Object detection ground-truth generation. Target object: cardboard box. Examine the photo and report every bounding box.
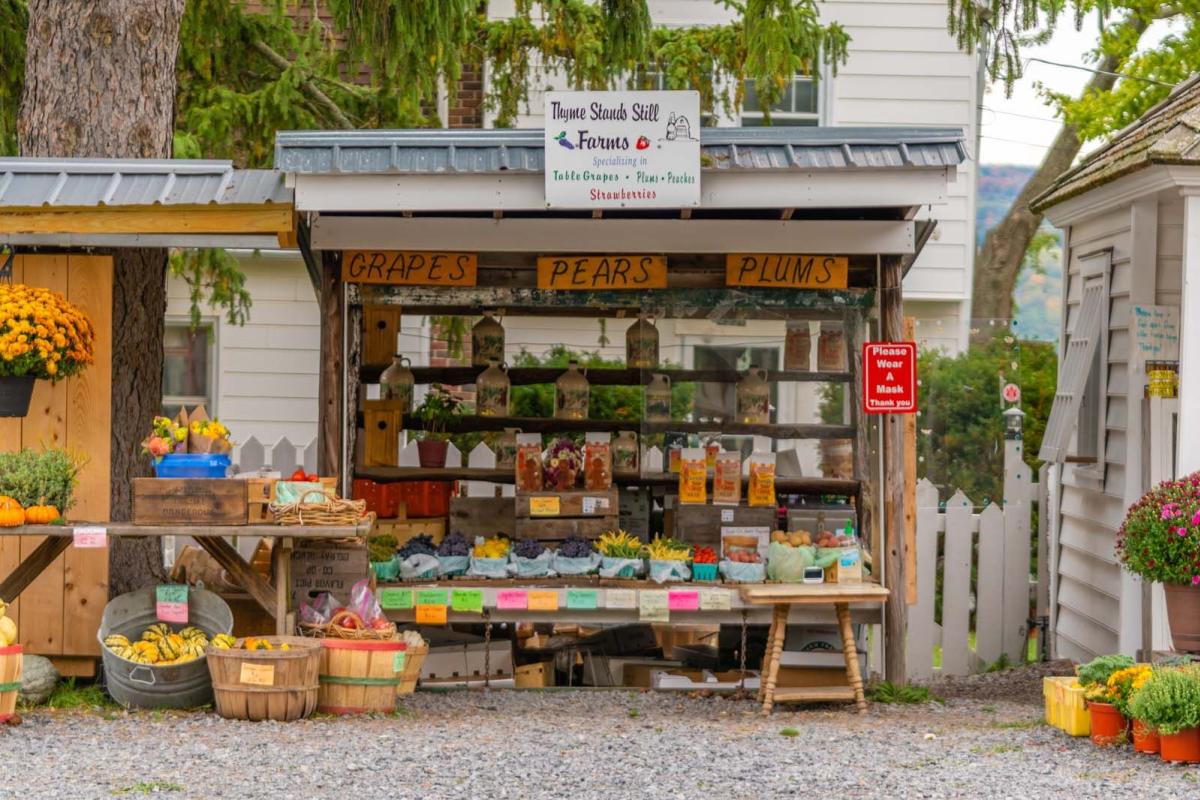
[590,657,683,688]
[515,661,555,688]
[652,624,719,659]
[290,540,368,606]
[651,669,760,691]
[421,641,514,684]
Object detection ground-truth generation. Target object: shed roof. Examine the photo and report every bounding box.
[1033,74,1200,211]
[275,127,967,175]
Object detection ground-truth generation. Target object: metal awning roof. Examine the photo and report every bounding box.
[275,127,967,175]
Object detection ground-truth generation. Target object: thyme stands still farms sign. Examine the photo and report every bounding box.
[544,91,701,209]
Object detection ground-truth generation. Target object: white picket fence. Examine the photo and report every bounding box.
[231,436,319,476]
[906,459,1048,680]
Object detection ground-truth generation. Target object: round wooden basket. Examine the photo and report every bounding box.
[270,488,367,526]
[318,637,407,714]
[397,641,428,695]
[0,644,22,723]
[298,610,397,642]
[206,636,321,722]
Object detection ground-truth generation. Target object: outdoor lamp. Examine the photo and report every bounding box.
[1003,406,1025,440]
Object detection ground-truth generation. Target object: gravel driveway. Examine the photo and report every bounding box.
[2,686,1196,799]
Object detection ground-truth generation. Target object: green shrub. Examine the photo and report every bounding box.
[0,448,84,511]
[1077,654,1136,688]
[1128,668,1200,735]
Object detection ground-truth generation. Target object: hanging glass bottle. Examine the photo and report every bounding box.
[625,314,659,369]
[644,373,672,422]
[555,360,590,420]
[736,366,770,424]
[379,355,414,413]
[476,360,510,417]
[472,312,505,367]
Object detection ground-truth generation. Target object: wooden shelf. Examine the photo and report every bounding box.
[355,466,861,496]
[395,414,854,440]
[360,365,853,385]
[1,523,371,539]
[771,686,857,703]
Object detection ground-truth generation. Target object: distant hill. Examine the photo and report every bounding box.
[976,164,1062,343]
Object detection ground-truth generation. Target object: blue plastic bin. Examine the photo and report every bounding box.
[152,453,231,478]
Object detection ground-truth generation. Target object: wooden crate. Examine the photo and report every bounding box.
[515,661,555,688]
[450,496,515,539]
[515,516,618,540]
[132,478,248,526]
[514,488,619,541]
[372,517,447,546]
[671,505,776,550]
[289,540,369,607]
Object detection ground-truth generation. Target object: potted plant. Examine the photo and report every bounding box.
[0,283,96,417]
[413,384,461,468]
[1107,665,1156,753]
[1078,654,1135,746]
[1127,667,1200,763]
[1117,474,1200,651]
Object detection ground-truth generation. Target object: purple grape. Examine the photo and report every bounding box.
[398,534,437,559]
[438,533,469,557]
[514,538,548,559]
[557,536,595,558]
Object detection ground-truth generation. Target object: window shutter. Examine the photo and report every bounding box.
[1039,279,1106,462]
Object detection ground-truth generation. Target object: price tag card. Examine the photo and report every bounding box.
[529,496,561,517]
[528,590,559,611]
[497,590,528,610]
[639,590,669,622]
[155,584,189,624]
[379,588,413,610]
[566,589,599,610]
[415,604,448,625]
[393,651,407,672]
[239,662,275,686]
[605,589,636,609]
[667,590,700,612]
[415,588,449,607]
[73,526,107,549]
[451,589,484,614]
[721,508,735,523]
[699,589,732,611]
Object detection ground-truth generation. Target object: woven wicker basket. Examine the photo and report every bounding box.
[298,609,397,642]
[270,488,367,526]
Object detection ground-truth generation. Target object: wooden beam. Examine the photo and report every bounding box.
[881,255,908,684]
[361,364,854,386]
[396,413,855,440]
[194,535,279,619]
[0,205,294,235]
[904,316,918,605]
[318,250,345,476]
[0,536,71,602]
[780,208,795,220]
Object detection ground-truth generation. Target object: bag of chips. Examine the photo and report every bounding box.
[748,452,776,508]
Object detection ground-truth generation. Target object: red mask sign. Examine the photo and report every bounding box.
[863,342,917,414]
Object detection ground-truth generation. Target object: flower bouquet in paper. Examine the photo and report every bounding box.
[186,406,233,454]
[141,415,188,458]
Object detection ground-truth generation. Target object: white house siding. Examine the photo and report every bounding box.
[485,0,977,355]
[166,253,320,449]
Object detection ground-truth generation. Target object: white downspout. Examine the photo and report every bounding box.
[1179,190,1200,474]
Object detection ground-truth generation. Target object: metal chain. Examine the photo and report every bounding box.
[483,610,491,691]
[738,610,749,693]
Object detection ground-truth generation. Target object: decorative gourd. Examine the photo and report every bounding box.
[23,504,59,524]
[0,497,24,527]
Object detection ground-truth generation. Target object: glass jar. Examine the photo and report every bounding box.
[555,360,590,420]
[476,360,510,417]
[379,355,414,412]
[612,430,639,475]
[496,427,520,470]
[736,366,770,424]
[625,314,659,369]
[644,373,672,422]
[472,312,505,367]
[784,321,811,371]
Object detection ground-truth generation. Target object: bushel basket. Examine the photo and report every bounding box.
[207,636,321,722]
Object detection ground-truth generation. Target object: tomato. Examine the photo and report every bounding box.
[308,474,321,482]
[290,468,307,481]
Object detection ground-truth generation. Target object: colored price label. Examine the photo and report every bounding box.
[605,589,636,609]
[667,590,699,611]
[415,589,448,607]
[639,590,669,622]
[239,663,275,686]
[451,589,484,614]
[379,588,413,610]
[415,604,448,625]
[73,526,107,548]
[393,651,407,672]
[566,589,598,610]
[155,584,189,624]
[528,591,559,611]
[529,497,560,516]
[497,590,528,610]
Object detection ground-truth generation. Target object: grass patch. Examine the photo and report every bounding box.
[980,705,997,713]
[866,681,942,705]
[970,743,1022,756]
[114,781,184,795]
[627,708,639,718]
[990,718,1042,730]
[779,727,800,738]
[46,678,117,711]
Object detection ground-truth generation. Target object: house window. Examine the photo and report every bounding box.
[741,74,821,126]
[162,321,215,418]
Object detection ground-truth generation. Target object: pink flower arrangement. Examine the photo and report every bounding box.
[1118,473,1200,586]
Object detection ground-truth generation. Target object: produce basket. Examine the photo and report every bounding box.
[299,609,397,642]
[318,637,407,714]
[0,644,21,723]
[207,636,321,722]
[398,639,429,695]
[692,562,718,582]
[270,488,368,526]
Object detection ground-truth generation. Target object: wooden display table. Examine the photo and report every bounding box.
[0,523,371,636]
[740,582,890,714]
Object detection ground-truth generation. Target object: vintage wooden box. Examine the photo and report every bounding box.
[132,478,248,526]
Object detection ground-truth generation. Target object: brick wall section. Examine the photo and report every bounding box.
[449,63,484,129]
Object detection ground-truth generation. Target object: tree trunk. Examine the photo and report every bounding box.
[19,0,184,594]
[318,251,345,477]
[969,18,1148,339]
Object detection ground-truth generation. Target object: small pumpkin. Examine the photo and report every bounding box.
[0,496,24,528]
[23,504,60,524]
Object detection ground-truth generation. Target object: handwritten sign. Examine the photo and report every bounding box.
[239,662,275,687]
[566,589,599,610]
[667,590,699,612]
[1132,304,1180,361]
[155,584,189,624]
[451,589,484,614]
[415,604,448,625]
[699,589,732,611]
[497,590,528,610]
[529,497,561,517]
[342,250,477,286]
[537,256,667,291]
[528,591,559,611]
[726,254,849,290]
[379,588,413,610]
[415,589,449,607]
[393,651,407,672]
[605,589,636,609]
[639,590,669,622]
[73,526,107,549]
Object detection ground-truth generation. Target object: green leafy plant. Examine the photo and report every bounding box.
[866,681,940,705]
[0,448,85,511]
[1077,654,1136,689]
[368,534,398,563]
[413,384,463,442]
[1128,667,1200,736]
[1117,473,1200,586]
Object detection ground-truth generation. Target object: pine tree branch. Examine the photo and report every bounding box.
[250,38,355,130]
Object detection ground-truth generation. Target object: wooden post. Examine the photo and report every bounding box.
[881,256,908,684]
[844,309,875,560]
[318,251,344,477]
[903,317,917,605]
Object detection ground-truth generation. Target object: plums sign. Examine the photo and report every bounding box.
[544,90,701,209]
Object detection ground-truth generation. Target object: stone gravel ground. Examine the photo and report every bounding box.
[3,674,1198,800]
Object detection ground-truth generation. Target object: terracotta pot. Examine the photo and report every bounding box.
[1163,583,1200,652]
[0,375,34,417]
[1088,701,1126,746]
[1132,720,1160,754]
[1160,727,1200,763]
[417,440,448,469]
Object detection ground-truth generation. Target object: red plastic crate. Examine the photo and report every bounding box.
[401,480,452,518]
[352,479,379,515]
[378,483,403,519]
